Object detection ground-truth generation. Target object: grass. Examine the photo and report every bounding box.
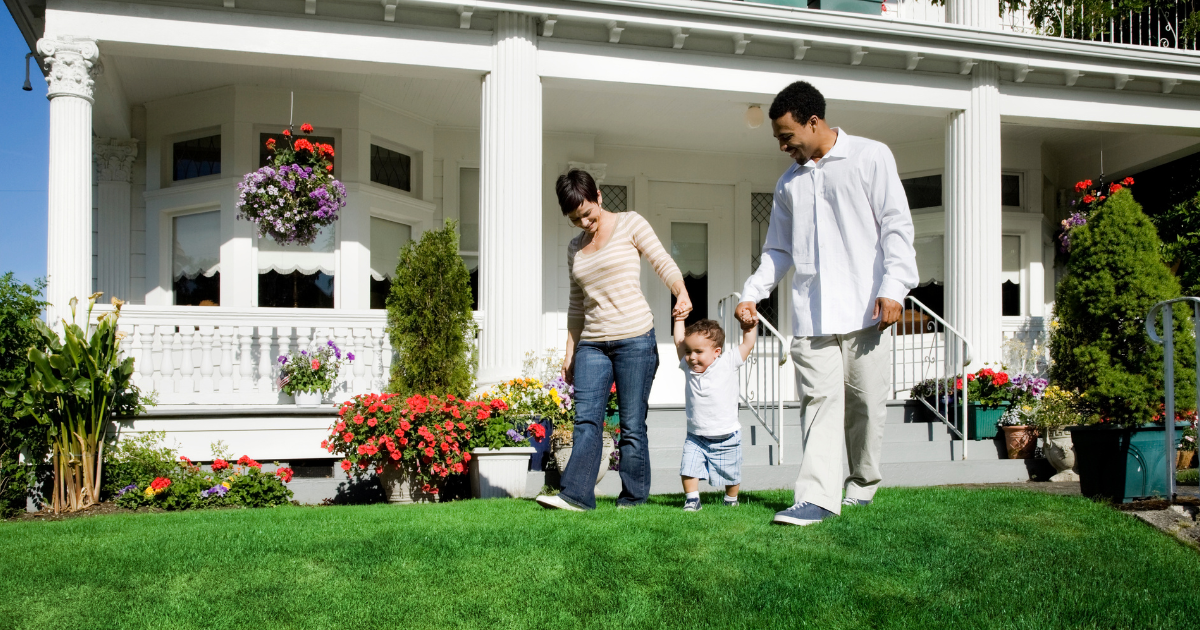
[1177,468,1198,485]
[2,487,1198,629]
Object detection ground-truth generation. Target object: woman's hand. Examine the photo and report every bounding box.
[672,284,693,320]
[561,357,575,386]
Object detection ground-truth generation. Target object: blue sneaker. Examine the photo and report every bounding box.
[773,502,835,526]
[683,497,702,512]
[841,497,872,507]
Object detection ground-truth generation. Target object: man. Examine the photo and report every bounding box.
[736,81,918,526]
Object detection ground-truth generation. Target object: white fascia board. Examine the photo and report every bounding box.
[1001,83,1200,133]
[46,0,492,74]
[538,39,970,110]
[405,0,1200,81]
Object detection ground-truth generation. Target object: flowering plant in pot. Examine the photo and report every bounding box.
[236,123,346,246]
[1057,177,1134,254]
[486,377,570,471]
[548,382,618,485]
[323,393,494,502]
[997,374,1047,459]
[469,397,547,499]
[279,340,353,405]
[1032,386,1084,481]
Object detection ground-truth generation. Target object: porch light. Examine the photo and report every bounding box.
[744,105,764,129]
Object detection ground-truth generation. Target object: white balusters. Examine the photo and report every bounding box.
[139,324,155,392]
[335,327,351,394]
[168,326,183,395]
[218,327,235,394]
[238,326,255,392]
[381,329,394,389]
[352,327,368,393]
[180,326,196,397]
[257,326,273,393]
[297,327,312,355]
[198,325,216,395]
[277,326,292,393]
[129,323,145,389]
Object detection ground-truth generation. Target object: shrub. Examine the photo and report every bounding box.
[386,220,477,397]
[1050,190,1197,426]
[0,273,47,517]
[1153,190,1200,298]
[103,431,179,500]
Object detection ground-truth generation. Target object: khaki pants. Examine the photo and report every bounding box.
[790,326,890,515]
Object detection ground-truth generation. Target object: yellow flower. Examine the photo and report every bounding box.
[221,481,231,489]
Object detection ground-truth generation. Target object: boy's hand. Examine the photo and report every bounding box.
[739,317,757,332]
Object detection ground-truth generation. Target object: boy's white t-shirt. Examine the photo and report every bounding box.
[680,351,745,437]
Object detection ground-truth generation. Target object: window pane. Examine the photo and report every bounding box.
[459,168,480,253]
[173,211,221,306]
[1001,174,1021,207]
[370,217,412,310]
[461,254,479,312]
[1002,235,1020,316]
[671,222,708,326]
[600,185,628,212]
[901,174,942,209]
[257,225,335,308]
[173,135,221,181]
[370,144,412,192]
[750,192,779,330]
[261,133,336,169]
[913,235,944,286]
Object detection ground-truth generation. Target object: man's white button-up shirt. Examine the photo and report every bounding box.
[741,129,919,337]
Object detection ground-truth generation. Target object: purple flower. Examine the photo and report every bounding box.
[506,429,526,443]
[278,355,288,364]
[200,484,229,499]
[115,483,137,498]
[346,352,355,362]
[327,340,335,347]
[300,350,307,356]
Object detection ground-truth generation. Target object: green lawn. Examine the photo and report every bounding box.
[2,487,1197,629]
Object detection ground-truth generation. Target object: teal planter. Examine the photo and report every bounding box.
[746,0,883,14]
[1068,423,1189,503]
[967,402,1008,441]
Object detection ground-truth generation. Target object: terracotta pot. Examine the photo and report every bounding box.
[1002,425,1037,459]
[377,465,436,504]
[550,433,614,485]
[1177,450,1195,471]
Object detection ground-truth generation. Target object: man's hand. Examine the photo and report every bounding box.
[873,297,903,331]
[735,301,759,328]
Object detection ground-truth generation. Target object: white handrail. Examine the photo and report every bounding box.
[717,292,789,465]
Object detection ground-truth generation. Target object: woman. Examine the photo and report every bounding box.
[536,170,692,511]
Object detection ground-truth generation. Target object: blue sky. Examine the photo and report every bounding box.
[0,16,47,287]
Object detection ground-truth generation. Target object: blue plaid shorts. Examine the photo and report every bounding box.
[680,431,742,487]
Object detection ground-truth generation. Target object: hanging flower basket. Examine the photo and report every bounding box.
[236,123,347,246]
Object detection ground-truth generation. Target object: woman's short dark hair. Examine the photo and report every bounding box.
[768,81,826,124]
[556,169,600,214]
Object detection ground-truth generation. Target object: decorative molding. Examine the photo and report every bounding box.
[1113,73,1130,90]
[793,39,809,60]
[381,0,398,22]
[94,138,138,183]
[1063,69,1082,86]
[1013,64,1032,82]
[457,6,473,29]
[672,27,690,49]
[958,58,977,75]
[1162,78,1180,94]
[732,33,750,55]
[607,21,625,44]
[566,162,606,183]
[905,51,923,71]
[37,36,100,102]
[541,14,557,37]
[849,45,867,65]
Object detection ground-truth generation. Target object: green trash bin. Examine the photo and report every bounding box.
[1068,422,1188,503]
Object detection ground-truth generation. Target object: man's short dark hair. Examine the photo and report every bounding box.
[556,169,600,214]
[684,319,725,349]
[769,81,826,123]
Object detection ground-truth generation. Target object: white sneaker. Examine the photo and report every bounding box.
[535,494,585,512]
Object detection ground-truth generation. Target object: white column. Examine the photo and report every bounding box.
[39,36,100,325]
[945,61,1002,368]
[94,138,137,303]
[946,0,998,29]
[478,12,542,384]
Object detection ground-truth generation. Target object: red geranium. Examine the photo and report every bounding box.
[294,138,315,153]
[211,458,230,471]
[300,122,314,134]
[1122,176,1134,186]
[282,129,291,136]
[275,467,295,483]
[237,455,261,469]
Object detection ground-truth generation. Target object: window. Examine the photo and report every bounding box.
[600,185,628,212]
[370,144,412,192]
[901,174,942,210]
[370,217,413,309]
[173,135,220,181]
[257,225,335,308]
[261,133,336,168]
[173,211,221,306]
[459,167,480,311]
[671,222,708,327]
[1002,235,1021,316]
[750,192,779,329]
[1001,173,1022,208]
[906,235,944,326]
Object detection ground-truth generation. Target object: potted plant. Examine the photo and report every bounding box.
[1053,187,1197,502]
[1032,385,1083,481]
[961,368,1013,441]
[468,400,541,499]
[236,122,346,246]
[997,374,1048,459]
[279,340,352,406]
[486,377,565,471]
[1177,417,1197,470]
[322,393,484,503]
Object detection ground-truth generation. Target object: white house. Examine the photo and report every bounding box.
[7,0,1200,472]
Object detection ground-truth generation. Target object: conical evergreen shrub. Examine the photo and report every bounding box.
[386,220,477,397]
[1051,189,1196,425]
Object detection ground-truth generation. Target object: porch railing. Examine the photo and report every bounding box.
[1146,296,1200,500]
[889,296,973,456]
[718,293,789,465]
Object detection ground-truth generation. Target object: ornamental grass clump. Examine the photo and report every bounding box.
[1051,189,1197,426]
[236,123,346,246]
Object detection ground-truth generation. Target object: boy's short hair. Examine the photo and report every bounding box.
[684,319,725,349]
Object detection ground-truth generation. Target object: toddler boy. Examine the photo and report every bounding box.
[673,316,756,511]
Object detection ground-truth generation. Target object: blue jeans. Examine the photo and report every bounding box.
[559,329,659,509]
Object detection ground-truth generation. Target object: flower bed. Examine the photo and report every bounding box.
[113,455,294,510]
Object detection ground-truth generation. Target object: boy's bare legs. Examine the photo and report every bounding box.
[725,484,740,499]
[682,476,700,493]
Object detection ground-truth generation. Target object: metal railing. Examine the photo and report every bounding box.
[718,293,789,464]
[1146,297,1200,500]
[889,296,973,458]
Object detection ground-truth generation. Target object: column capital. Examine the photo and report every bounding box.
[94,138,138,183]
[37,35,101,102]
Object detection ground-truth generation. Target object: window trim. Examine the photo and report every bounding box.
[368,136,420,199]
[164,127,223,188]
[159,204,224,306]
